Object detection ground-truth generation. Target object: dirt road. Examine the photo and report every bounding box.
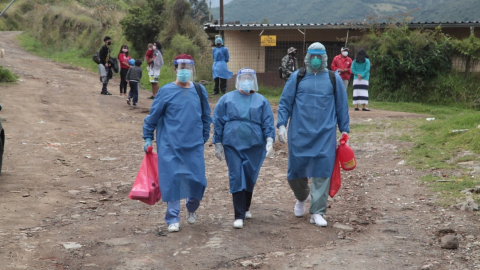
[0,31,479,270]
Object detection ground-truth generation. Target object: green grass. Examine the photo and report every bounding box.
[0,66,18,83]
[420,174,480,206]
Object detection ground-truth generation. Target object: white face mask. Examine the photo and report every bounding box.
[342,51,348,57]
[152,46,156,50]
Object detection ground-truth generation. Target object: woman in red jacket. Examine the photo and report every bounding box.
[330,47,353,92]
[118,45,132,97]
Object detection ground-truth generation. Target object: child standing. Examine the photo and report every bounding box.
[145,43,154,71]
[126,59,143,107]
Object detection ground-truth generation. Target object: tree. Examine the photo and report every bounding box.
[189,0,209,23]
[120,0,166,55]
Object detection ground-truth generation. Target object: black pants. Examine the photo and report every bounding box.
[128,81,139,105]
[214,77,227,94]
[119,68,128,94]
[232,190,253,220]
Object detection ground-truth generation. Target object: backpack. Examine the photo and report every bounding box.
[296,68,336,96]
[278,66,283,79]
[93,51,101,64]
[193,82,205,112]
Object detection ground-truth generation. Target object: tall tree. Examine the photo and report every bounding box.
[189,0,209,23]
[120,0,166,55]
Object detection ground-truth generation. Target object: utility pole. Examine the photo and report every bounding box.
[209,0,212,21]
[220,0,224,25]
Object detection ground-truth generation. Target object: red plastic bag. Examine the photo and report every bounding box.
[329,148,341,198]
[128,146,161,205]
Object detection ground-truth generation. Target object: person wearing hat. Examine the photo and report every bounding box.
[99,36,113,95]
[142,54,212,233]
[213,68,275,229]
[212,37,233,95]
[281,47,299,82]
[331,47,353,92]
[277,42,350,227]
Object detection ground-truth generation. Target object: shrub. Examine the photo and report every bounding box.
[0,66,18,83]
[360,24,452,103]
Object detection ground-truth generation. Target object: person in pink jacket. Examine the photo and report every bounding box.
[330,47,353,92]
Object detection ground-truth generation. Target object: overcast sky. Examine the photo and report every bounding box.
[208,0,234,8]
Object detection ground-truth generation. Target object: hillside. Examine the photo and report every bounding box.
[210,0,480,24]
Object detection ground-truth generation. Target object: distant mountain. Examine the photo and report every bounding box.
[210,0,480,24]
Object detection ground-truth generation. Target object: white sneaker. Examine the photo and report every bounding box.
[245,211,252,219]
[233,219,244,229]
[187,212,197,224]
[310,214,327,227]
[168,222,180,232]
[294,195,311,217]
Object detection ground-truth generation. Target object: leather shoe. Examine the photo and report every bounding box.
[362,108,370,111]
[101,92,112,95]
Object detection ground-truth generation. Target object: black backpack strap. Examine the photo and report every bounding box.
[193,82,204,112]
[329,70,336,97]
[295,68,336,97]
[295,67,306,95]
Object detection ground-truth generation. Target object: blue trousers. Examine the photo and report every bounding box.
[165,198,200,225]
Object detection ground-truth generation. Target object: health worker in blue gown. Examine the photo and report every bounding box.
[143,54,212,233]
[212,37,233,95]
[277,42,350,228]
[213,68,275,229]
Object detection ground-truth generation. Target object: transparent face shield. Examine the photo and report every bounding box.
[235,68,259,93]
[173,59,196,83]
[305,49,328,73]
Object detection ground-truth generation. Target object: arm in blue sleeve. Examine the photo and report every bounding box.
[224,47,229,63]
[334,74,350,134]
[143,88,166,140]
[212,96,227,144]
[200,85,212,143]
[359,59,370,79]
[262,98,276,142]
[350,60,357,76]
[276,71,298,128]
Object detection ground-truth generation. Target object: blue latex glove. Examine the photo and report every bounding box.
[144,138,152,153]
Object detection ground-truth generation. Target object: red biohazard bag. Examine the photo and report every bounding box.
[329,148,341,198]
[128,146,161,205]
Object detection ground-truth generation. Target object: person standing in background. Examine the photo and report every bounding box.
[330,47,352,92]
[351,49,371,111]
[126,59,143,108]
[212,37,233,95]
[99,36,113,95]
[281,47,298,82]
[147,41,164,99]
[118,44,132,97]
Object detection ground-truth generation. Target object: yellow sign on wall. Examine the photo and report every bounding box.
[260,35,277,47]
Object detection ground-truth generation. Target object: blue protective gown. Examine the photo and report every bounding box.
[143,82,212,202]
[213,90,275,193]
[277,70,350,180]
[212,46,233,79]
